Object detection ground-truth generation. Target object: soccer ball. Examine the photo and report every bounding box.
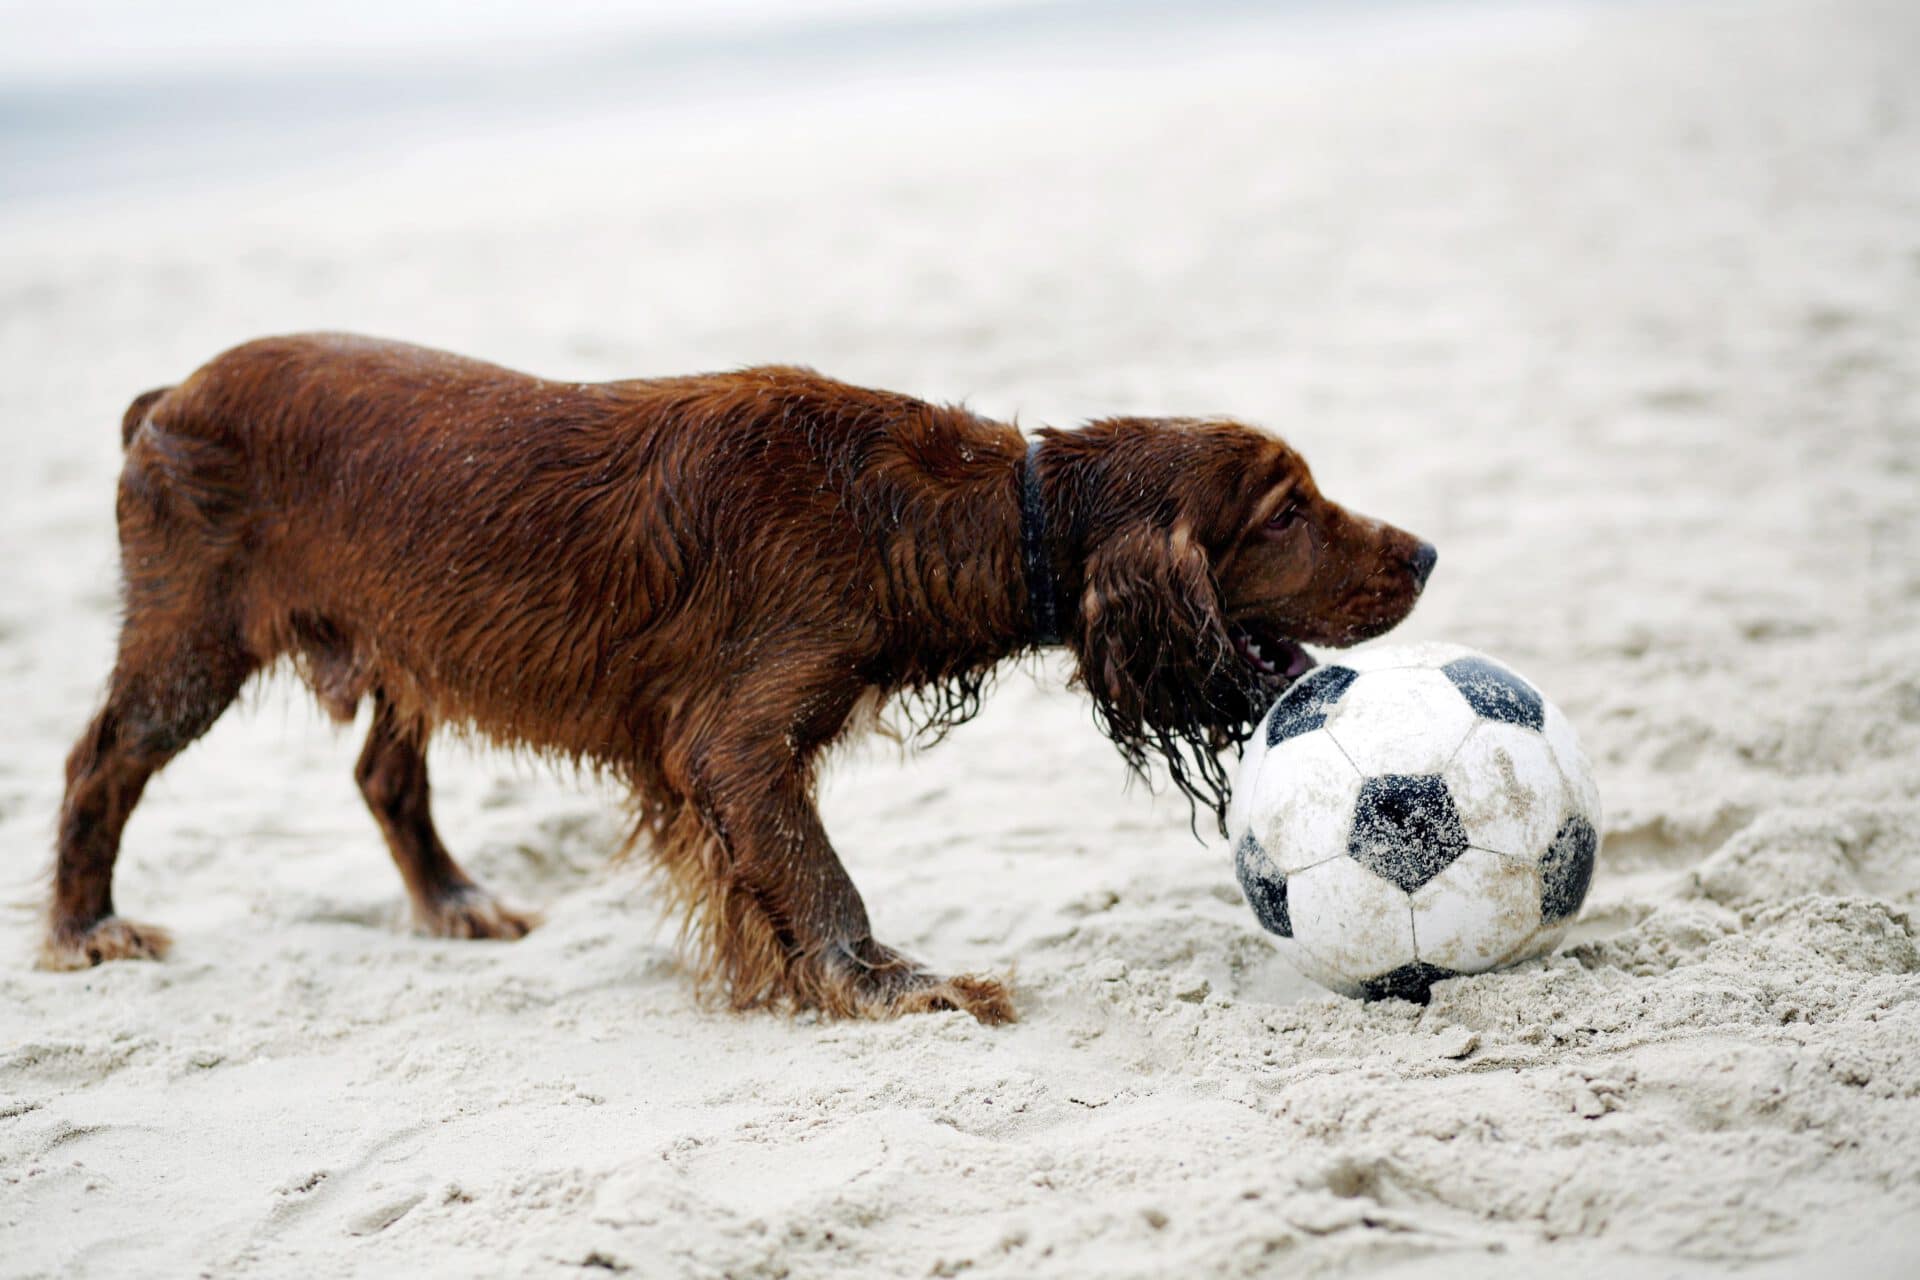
[1227,642,1601,1003]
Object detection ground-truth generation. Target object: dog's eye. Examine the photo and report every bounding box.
[1266,505,1302,532]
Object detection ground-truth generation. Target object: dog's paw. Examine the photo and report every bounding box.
[803,939,1016,1025]
[887,971,1017,1025]
[39,916,174,970]
[413,887,538,941]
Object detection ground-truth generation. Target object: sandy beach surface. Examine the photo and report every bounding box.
[3,0,1918,1275]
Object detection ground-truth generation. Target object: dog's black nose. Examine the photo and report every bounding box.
[1409,542,1438,589]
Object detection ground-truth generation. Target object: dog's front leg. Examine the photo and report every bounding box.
[678,748,1014,1025]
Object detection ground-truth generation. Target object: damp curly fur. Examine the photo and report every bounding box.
[45,334,1428,1021]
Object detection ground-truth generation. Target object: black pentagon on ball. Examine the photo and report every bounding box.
[1266,664,1359,746]
[1347,774,1469,893]
[1234,833,1292,937]
[1359,960,1458,1005]
[1541,813,1599,922]
[1442,656,1545,731]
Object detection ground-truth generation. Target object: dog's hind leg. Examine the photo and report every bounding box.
[44,393,265,969]
[43,606,254,969]
[355,691,535,941]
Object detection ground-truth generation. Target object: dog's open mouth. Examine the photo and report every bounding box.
[1231,625,1316,686]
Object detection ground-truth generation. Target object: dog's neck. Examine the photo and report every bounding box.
[1021,438,1067,647]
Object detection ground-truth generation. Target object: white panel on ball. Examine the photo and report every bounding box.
[1286,856,1417,987]
[1496,913,1577,968]
[1442,720,1570,859]
[1409,846,1543,973]
[1321,667,1478,776]
[1466,910,1573,976]
[1336,641,1480,675]
[1542,701,1601,828]
[1248,730,1363,873]
[1225,714,1274,839]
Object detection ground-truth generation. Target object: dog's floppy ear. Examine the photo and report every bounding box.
[1068,516,1255,833]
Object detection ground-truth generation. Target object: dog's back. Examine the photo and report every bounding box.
[111,334,1015,762]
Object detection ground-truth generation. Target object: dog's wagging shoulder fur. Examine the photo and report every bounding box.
[46,334,1435,1022]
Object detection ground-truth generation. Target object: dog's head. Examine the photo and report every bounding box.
[1039,417,1434,830]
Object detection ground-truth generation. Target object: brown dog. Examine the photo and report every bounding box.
[45,334,1434,1022]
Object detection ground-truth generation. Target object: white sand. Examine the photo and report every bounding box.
[4,0,1919,1275]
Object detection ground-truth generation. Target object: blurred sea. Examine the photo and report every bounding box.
[0,0,1593,207]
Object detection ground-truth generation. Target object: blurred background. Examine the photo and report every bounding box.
[4,1,1586,209]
